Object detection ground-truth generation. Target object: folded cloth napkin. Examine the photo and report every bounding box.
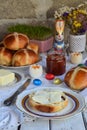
[0,107,19,129]
[0,108,10,129]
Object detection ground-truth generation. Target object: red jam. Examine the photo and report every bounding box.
[46,53,66,76]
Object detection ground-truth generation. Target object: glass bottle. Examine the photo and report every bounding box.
[46,49,66,76]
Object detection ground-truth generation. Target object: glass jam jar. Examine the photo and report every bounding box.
[46,51,66,76]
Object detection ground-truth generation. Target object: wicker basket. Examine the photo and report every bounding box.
[69,34,86,52]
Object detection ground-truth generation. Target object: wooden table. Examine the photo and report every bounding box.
[12,111,87,130]
[1,52,87,130]
[21,112,87,130]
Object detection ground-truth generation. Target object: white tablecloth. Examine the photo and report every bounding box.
[0,52,87,130]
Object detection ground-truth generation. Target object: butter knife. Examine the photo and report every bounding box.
[4,78,31,106]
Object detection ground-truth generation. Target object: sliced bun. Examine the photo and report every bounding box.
[0,47,13,66]
[12,49,39,66]
[28,90,68,113]
[3,32,29,50]
[64,66,87,90]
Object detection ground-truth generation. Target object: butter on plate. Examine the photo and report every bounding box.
[0,69,15,86]
[32,90,63,104]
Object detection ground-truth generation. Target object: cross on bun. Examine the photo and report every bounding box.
[3,32,29,50]
[64,66,87,90]
[0,47,13,66]
[28,90,68,113]
[12,49,39,66]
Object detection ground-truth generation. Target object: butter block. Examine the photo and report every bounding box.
[0,69,15,86]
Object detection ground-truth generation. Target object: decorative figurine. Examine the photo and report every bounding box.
[54,19,65,52]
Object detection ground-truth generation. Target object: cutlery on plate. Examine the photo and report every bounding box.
[4,78,31,106]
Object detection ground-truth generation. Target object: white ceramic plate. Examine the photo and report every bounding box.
[16,87,85,120]
[0,70,24,89]
[0,64,30,69]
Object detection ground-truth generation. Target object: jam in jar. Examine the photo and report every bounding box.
[46,53,66,76]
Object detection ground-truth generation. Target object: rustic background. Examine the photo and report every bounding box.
[0,0,85,40]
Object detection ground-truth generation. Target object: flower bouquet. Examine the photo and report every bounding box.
[54,2,87,35]
[54,2,87,52]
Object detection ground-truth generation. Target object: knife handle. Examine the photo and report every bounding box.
[4,90,19,106]
[4,78,30,106]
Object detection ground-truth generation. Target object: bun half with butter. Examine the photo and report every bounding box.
[64,66,87,90]
[3,32,29,50]
[28,90,68,113]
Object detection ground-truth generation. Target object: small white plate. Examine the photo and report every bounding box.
[0,70,25,104]
[0,70,24,89]
[16,87,85,120]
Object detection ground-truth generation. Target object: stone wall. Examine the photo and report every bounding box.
[0,0,86,40]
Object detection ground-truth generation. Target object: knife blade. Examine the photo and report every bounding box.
[4,78,31,106]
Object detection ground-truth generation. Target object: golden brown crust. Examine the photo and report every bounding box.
[27,43,39,54]
[0,47,13,66]
[3,32,29,50]
[12,49,39,66]
[64,66,87,90]
[29,92,68,113]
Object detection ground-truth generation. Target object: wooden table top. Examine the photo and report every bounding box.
[1,52,87,130]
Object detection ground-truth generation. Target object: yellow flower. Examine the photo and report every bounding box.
[72,29,77,34]
[69,13,72,17]
[73,21,81,27]
[78,9,87,14]
[73,11,77,16]
[73,21,78,24]
[75,23,81,27]
[73,16,76,19]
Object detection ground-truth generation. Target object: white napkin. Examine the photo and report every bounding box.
[0,109,10,129]
[0,107,19,129]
